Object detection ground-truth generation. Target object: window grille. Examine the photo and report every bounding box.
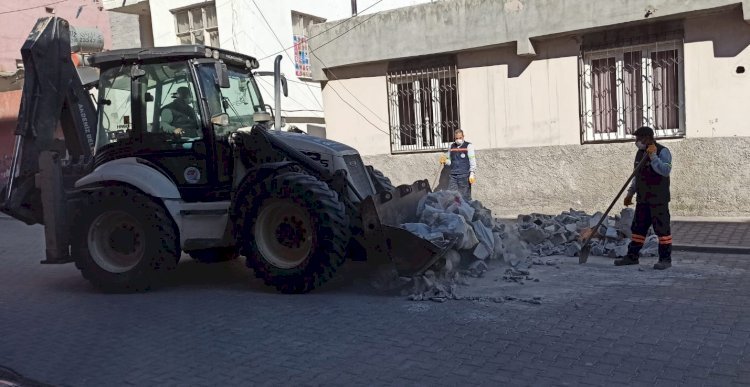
[579,40,685,143]
[386,65,460,154]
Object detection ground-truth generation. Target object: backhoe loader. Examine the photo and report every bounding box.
[0,17,445,293]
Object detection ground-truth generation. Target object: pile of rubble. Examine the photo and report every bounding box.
[391,192,658,302]
[516,209,658,259]
[388,191,532,301]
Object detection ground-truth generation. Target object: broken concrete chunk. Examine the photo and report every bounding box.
[473,243,490,260]
[565,242,581,257]
[589,212,604,228]
[565,223,578,232]
[519,223,547,245]
[605,227,619,239]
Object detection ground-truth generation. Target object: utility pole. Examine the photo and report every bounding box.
[351,0,357,15]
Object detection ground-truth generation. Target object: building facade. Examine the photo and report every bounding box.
[104,0,435,134]
[310,0,750,217]
[0,1,113,183]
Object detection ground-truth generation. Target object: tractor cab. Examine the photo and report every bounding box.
[91,46,265,202]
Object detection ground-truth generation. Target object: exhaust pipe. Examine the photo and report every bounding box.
[274,55,282,131]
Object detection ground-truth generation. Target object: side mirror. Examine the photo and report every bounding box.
[214,61,230,88]
[280,75,288,97]
[253,111,272,123]
[211,113,229,126]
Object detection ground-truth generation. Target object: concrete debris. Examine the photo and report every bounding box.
[515,208,659,259]
[397,191,534,301]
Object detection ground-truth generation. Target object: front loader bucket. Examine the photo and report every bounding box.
[359,180,447,277]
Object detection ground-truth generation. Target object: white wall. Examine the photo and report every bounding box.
[146,0,434,127]
[683,8,750,138]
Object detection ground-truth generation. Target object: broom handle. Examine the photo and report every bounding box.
[581,155,650,246]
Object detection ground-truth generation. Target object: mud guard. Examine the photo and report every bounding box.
[359,180,447,277]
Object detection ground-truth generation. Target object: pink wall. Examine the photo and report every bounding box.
[0,0,112,72]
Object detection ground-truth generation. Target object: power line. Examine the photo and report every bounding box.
[250,0,323,110]
[309,9,383,54]
[256,76,320,114]
[325,81,391,137]
[259,0,385,61]
[311,50,388,125]
[0,0,69,15]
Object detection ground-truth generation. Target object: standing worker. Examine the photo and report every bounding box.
[615,126,673,270]
[439,129,477,201]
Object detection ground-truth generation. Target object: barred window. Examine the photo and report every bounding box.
[386,65,460,153]
[580,40,684,143]
[174,4,219,47]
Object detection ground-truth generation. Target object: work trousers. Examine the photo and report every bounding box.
[448,173,472,201]
[628,202,672,261]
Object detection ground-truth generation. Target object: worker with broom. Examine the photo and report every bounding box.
[615,126,674,270]
[439,129,477,201]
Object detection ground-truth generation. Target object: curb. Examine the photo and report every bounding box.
[673,244,750,255]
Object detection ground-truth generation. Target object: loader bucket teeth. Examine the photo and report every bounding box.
[359,180,447,277]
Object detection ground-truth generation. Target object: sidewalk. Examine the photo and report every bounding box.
[672,219,750,254]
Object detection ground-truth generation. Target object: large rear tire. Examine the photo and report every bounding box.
[239,172,350,293]
[367,166,395,193]
[72,186,180,292]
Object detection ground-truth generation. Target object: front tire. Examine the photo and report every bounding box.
[367,166,395,193]
[72,186,179,292]
[239,172,350,293]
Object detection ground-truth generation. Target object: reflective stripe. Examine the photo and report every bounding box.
[450,149,468,152]
[659,235,673,245]
[631,234,647,241]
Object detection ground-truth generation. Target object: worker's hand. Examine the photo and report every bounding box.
[469,172,476,185]
[624,194,634,207]
[173,128,184,136]
[439,155,447,165]
[646,144,657,158]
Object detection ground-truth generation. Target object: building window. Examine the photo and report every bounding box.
[386,64,460,153]
[174,4,219,47]
[580,40,684,143]
[291,11,325,79]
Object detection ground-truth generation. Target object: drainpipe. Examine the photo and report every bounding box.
[351,0,357,15]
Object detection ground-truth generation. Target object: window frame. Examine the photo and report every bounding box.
[580,40,685,143]
[173,3,219,47]
[386,65,460,154]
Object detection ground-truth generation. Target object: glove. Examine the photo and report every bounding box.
[469,172,476,185]
[624,194,633,206]
[646,144,657,157]
[439,155,447,165]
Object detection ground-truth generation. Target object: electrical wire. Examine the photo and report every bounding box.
[311,50,388,125]
[259,0,385,61]
[0,0,68,15]
[256,76,318,115]
[249,0,323,110]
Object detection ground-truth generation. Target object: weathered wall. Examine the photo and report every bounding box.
[684,9,750,138]
[0,1,112,72]
[364,137,750,217]
[109,12,142,49]
[321,7,750,156]
[310,0,750,80]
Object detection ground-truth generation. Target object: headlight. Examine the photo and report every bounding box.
[204,48,213,58]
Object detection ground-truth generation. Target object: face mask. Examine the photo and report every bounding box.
[636,141,646,150]
[455,139,464,145]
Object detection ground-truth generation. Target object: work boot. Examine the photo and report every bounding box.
[653,260,672,270]
[614,254,639,266]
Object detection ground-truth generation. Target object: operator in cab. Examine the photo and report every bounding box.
[160,86,200,138]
